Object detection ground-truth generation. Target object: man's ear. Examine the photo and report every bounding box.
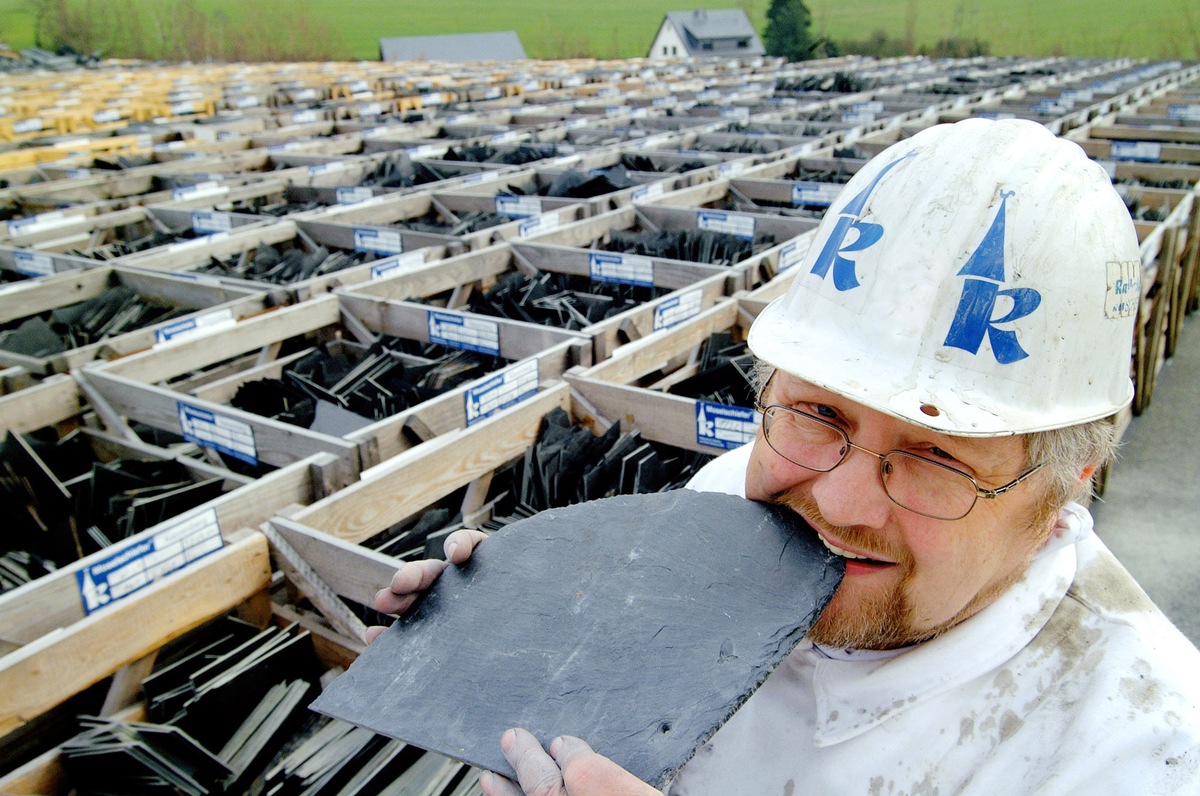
[1079,464,1097,481]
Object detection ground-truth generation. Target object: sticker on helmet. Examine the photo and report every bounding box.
[1104,260,1139,318]
[808,152,915,291]
[942,191,1042,364]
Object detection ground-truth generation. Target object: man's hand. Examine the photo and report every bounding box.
[364,529,489,644]
[480,728,661,796]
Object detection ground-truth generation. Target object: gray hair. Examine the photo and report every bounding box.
[749,361,1116,506]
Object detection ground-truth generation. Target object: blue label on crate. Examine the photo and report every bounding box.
[13,250,55,277]
[191,211,233,234]
[155,308,234,344]
[428,310,501,356]
[353,228,403,254]
[697,210,755,240]
[76,508,224,615]
[653,288,704,331]
[1110,141,1162,162]
[495,195,542,218]
[1167,104,1200,122]
[778,239,806,273]
[589,251,654,287]
[695,402,758,450]
[791,181,841,207]
[178,402,257,465]
[464,359,539,426]
[336,186,374,204]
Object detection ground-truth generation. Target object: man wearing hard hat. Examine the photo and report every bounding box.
[376,118,1200,794]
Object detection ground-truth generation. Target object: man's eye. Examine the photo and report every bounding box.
[812,404,840,421]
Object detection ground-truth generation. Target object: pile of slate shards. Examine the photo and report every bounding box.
[191,243,388,285]
[68,227,205,261]
[59,619,480,796]
[390,208,508,237]
[604,226,776,267]
[230,337,507,435]
[461,270,665,331]
[663,331,757,407]
[0,429,224,594]
[499,166,637,200]
[0,285,190,359]
[443,142,561,165]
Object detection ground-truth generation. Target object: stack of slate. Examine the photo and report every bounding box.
[603,227,776,267]
[230,338,506,434]
[0,429,223,593]
[443,142,561,165]
[0,286,189,358]
[192,243,387,285]
[462,270,665,330]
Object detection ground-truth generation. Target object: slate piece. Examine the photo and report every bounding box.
[311,490,844,787]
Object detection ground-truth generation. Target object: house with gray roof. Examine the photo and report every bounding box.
[647,9,765,59]
[379,32,527,63]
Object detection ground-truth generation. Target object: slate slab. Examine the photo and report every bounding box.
[310,490,844,787]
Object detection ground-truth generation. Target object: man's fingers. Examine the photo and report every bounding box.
[364,625,387,645]
[444,529,489,564]
[373,559,447,614]
[549,735,662,796]
[480,771,525,796]
[501,728,566,796]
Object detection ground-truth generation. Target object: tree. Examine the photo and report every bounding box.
[764,0,817,61]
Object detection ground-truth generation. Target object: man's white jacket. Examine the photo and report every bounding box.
[667,443,1200,794]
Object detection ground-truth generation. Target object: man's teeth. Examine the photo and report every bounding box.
[820,536,871,560]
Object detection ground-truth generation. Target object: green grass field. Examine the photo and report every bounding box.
[0,0,1195,61]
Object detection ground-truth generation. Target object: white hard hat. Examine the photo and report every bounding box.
[748,118,1140,436]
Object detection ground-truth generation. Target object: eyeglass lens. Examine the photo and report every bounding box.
[762,406,978,520]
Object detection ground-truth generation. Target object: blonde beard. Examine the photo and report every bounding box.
[774,491,1058,650]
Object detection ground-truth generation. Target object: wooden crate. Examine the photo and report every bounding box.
[0,444,342,746]
[112,217,455,300]
[311,185,589,251]
[0,246,95,282]
[343,240,729,362]
[0,266,279,375]
[80,292,588,481]
[567,298,762,455]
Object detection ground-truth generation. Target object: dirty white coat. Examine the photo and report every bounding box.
[669,443,1200,795]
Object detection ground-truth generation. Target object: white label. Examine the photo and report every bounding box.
[420,92,444,105]
[353,227,403,254]
[167,232,230,252]
[236,96,260,108]
[696,401,757,450]
[496,195,543,218]
[778,239,806,272]
[653,288,704,331]
[155,308,236,344]
[464,359,539,425]
[462,170,500,185]
[308,161,348,175]
[1110,141,1162,162]
[697,210,755,239]
[1167,104,1200,121]
[178,402,257,464]
[294,88,318,101]
[360,126,386,138]
[191,210,233,233]
[1060,89,1094,103]
[841,111,876,125]
[76,507,224,614]
[172,181,227,201]
[369,250,427,280]
[632,182,665,204]
[8,210,78,236]
[1105,259,1139,319]
[359,102,383,117]
[170,101,196,115]
[269,142,303,153]
[719,160,746,177]
[428,310,501,355]
[406,144,439,158]
[13,250,55,276]
[791,181,842,207]
[491,131,521,143]
[93,108,122,123]
[589,251,654,286]
[720,106,750,120]
[565,118,587,129]
[518,214,560,237]
[336,186,375,204]
[292,109,320,124]
[13,118,43,134]
[851,101,884,112]
[485,87,502,100]
[350,80,370,93]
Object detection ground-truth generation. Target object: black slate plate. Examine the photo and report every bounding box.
[310,490,843,787]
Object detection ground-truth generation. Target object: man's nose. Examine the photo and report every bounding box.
[809,444,892,529]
